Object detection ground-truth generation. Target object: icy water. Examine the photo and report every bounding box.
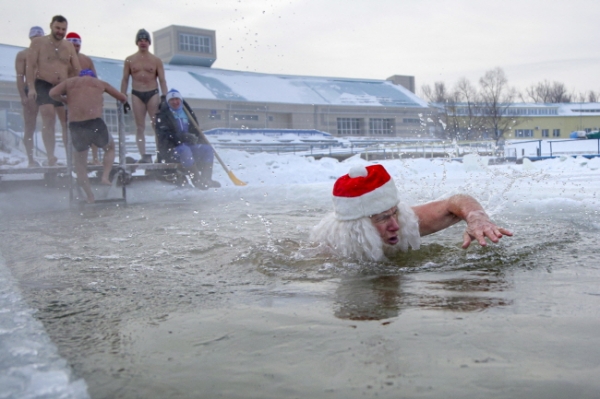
[2,157,600,399]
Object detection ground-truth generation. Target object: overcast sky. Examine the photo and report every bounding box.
[3,0,600,97]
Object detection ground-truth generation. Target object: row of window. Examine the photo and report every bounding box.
[179,33,211,54]
[515,129,561,138]
[337,118,398,135]
[454,107,559,116]
[202,114,411,135]
[505,108,558,116]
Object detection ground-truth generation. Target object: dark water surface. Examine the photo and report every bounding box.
[2,182,600,398]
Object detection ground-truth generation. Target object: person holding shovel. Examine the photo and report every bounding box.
[155,89,221,189]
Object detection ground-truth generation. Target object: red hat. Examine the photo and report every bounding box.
[332,165,398,220]
[66,32,81,45]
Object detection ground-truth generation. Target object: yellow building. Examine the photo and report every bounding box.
[506,103,600,139]
[447,103,600,140]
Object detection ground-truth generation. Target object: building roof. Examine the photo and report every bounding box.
[0,43,428,108]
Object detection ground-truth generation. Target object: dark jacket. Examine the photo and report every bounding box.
[155,100,209,163]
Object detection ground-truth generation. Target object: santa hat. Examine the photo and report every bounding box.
[332,164,398,221]
[66,32,81,45]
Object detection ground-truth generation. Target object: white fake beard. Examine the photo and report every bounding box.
[310,202,421,262]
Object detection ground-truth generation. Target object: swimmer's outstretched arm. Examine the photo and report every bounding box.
[412,194,512,248]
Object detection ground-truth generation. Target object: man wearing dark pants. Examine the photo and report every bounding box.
[50,69,127,203]
[26,15,80,166]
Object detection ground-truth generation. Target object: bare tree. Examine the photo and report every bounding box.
[423,79,487,141]
[421,81,452,140]
[548,82,571,103]
[420,81,449,103]
[453,78,484,140]
[588,91,598,103]
[572,91,587,103]
[523,80,572,103]
[478,67,519,145]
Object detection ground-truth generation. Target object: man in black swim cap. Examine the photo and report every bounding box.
[120,28,168,163]
[135,28,151,45]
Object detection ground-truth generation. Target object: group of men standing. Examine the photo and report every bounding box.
[16,15,165,167]
[14,15,182,202]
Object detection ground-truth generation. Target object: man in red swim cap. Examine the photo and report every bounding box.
[66,32,96,77]
[66,31,102,164]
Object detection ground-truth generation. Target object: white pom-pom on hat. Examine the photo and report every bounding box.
[348,165,368,178]
[332,164,398,220]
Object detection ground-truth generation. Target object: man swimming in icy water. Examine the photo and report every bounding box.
[49,69,127,203]
[310,164,512,261]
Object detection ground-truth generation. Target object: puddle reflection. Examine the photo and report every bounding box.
[334,272,512,320]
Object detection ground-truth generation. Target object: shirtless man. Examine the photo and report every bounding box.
[66,32,101,164]
[49,69,127,203]
[120,28,168,163]
[26,15,80,166]
[15,26,44,167]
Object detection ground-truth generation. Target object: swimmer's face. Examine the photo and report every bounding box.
[50,21,67,41]
[371,206,400,245]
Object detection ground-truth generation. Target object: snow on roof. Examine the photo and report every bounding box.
[0,43,428,108]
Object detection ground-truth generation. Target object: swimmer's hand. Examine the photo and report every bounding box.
[462,210,513,249]
[123,101,131,114]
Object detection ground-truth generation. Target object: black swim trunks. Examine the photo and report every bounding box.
[69,118,110,152]
[34,79,64,107]
[132,88,159,105]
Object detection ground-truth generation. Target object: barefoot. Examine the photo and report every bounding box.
[86,196,95,204]
[28,161,40,168]
[48,156,58,166]
[100,178,112,185]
